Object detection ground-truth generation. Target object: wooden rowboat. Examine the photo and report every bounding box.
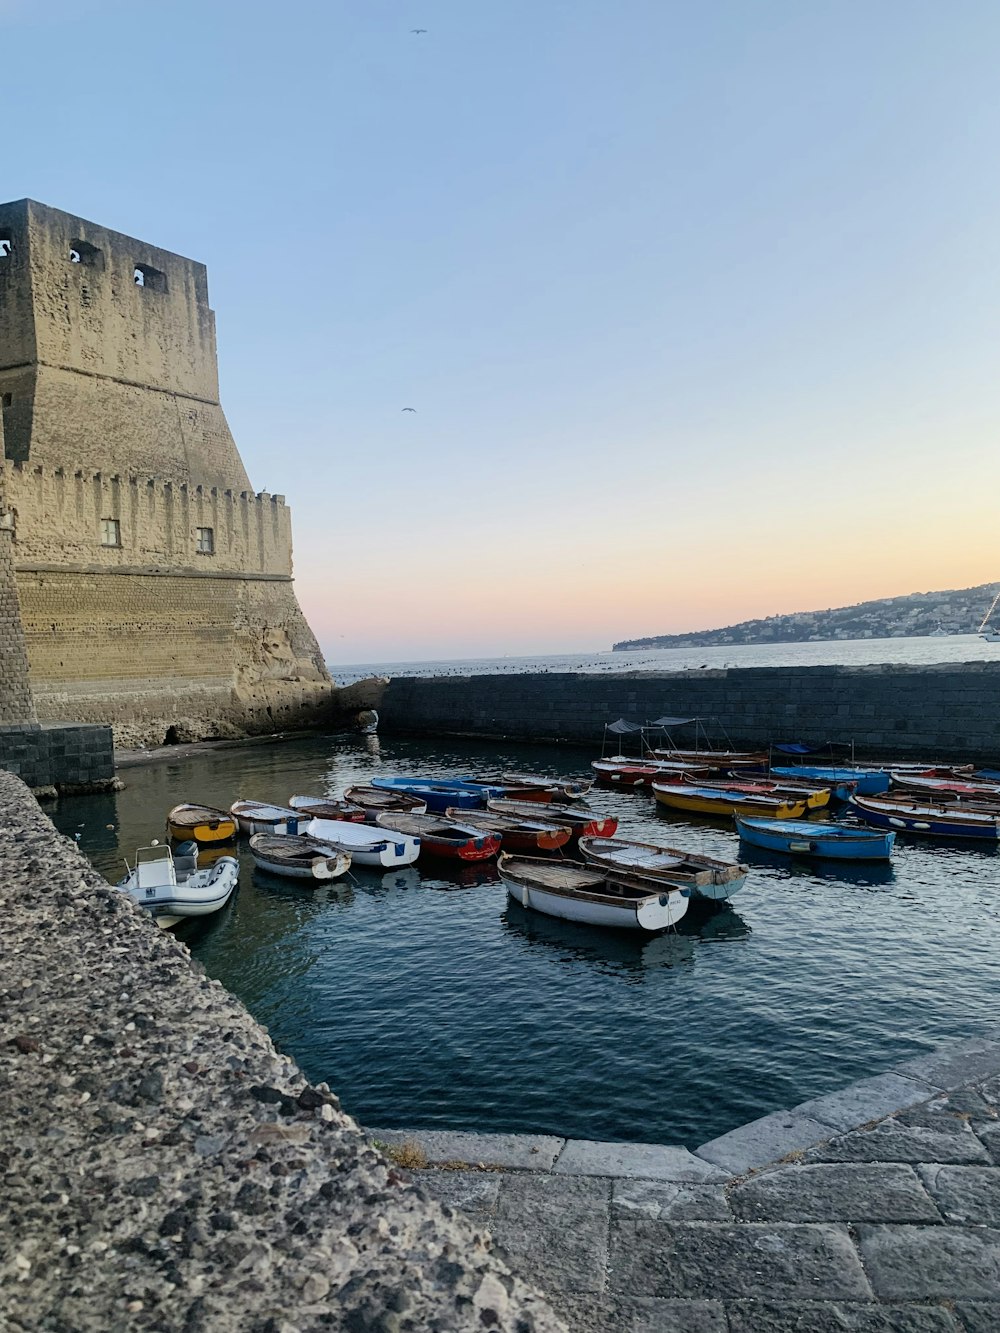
[848,795,1000,841]
[375,812,500,861]
[498,854,689,932]
[166,803,237,845]
[444,807,573,853]
[500,772,594,800]
[578,835,749,901]
[342,785,428,820]
[591,757,713,787]
[735,817,895,861]
[288,794,368,822]
[303,816,421,867]
[370,776,507,812]
[229,800,310,836]
[652,748,769,773]
[770,765,890,796]
[888,773,1000,801]
[249,833,352,881]
[682,775,830,810]
[652,781,807,820]
[486,799,618,840]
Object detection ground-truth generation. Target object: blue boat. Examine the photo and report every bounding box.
[770,766,890,796]
[848,795,1000,842]
[735,816,895,861]
[370,775,508,813]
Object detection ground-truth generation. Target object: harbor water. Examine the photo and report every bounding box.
[57,729,1000,1148]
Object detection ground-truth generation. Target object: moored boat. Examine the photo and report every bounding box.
[444,807,573,853]
[683,775,831,810]
[578,835,749,900]
[166,803,237,845]
[498,853,689,932]
[249,833,352,880]
[288,794,368,823]
[652,780,807,820]
[888,773,1000,801]
[770,765,889,796]
[229,800,310,836]
[652,748,769,773]
[119,840,239,929]
[456,775,562,802]
[370,775,508,812]
[343,785,429,820]
[375,812,500,861]
[591,757,713,787]
[500,772,594,800]
[486,799,618,840]
[303,816,421,867]
[848,794,1000,841]
[735,816,895,861]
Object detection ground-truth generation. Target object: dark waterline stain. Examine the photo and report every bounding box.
[55,732,1000,1147]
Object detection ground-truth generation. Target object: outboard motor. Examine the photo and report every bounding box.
[172,840,199,882]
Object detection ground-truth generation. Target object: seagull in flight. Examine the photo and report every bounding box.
[401,407,417,412]
[411,28,427,34]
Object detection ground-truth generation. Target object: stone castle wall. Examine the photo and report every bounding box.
[0,509,36,724]
[0,199,334,746]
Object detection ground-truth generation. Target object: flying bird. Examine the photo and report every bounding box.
[411,28,427,34]
[401,407,417,412]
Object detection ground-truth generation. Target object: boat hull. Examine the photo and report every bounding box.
[305,817,421,867]
[848,797,1000,841]
[500,877,688,931]
[578,836,750,901]
[121,857,239,926]
[166,806,237,845]
[653,784,806,820]
[770,767,890,796]
[735,817,895,860]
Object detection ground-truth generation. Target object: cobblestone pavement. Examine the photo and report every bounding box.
[373,1035,1000,1331]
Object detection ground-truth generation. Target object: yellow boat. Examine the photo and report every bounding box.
[166,803,238,845]
[694,777,830,812]
[652,782,808,820]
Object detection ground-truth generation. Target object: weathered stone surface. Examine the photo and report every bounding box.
[368,1127,564,1170]
[490,1174,610,1294]
[856,1224,1000,1299]
[805,1119,990,1164]
[552,1295,727,1333]
[612,1178,731,1222]
[729,1163,939,1223]
[917,1165,1000,1225]
[895,1040,1000,1091]
[555,1138,725,1180]
[792,1073,937,1133]
[696,1109,834,1174]
[413,1168,502,1228]
[726,1301,960,1331]
[953,1302,1000,1333]
[609,1220,872,1300]
[0,771,566,1332]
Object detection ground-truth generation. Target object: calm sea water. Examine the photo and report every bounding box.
[330,633,1000,684]
[56,730,1000,1148]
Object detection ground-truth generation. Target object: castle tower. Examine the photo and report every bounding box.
[0,200,332,746]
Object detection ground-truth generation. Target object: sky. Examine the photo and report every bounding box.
[4,0,1000,664]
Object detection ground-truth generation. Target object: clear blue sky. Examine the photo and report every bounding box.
[6,0,1000,665]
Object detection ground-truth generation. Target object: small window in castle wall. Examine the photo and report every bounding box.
[100,518,121,547]
[1,394,11,408]
[134,263,167,293]
[0,235,12,259]
[196,526,215,554]
[69,239,104,269]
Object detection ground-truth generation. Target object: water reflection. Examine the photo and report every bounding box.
[737,845,897,889]
[502,901,697,978]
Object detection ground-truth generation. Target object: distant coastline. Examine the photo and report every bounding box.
[613,580,999,651]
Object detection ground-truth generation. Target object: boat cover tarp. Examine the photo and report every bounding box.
[650,717,698,728]
[772,741,832,755]
[606,719,645,734]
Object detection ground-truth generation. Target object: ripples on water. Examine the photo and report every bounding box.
[56,732,1000,1147]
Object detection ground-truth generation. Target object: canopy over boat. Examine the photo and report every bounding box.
[249,833,352,881]
[579,835,749,900]
[735,816,895,861]
[498,854,689,932]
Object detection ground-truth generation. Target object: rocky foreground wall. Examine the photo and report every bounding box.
[0,771,564,1332]
[379,661,1000,761]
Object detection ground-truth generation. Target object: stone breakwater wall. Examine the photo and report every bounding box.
[0,721,113,790]
[379,662,1000,760]
[0,770,565,1333]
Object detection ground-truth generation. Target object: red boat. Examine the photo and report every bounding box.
[486,798,618,841]
[374,812,501,861]
[444,807,573,853]
[652,748,769,773]
[889,772,1000,802]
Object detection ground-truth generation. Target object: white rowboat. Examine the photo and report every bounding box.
[249,833,352,881]
[578,836,749,901]
[304,817,421,867]
[498,853,689,932]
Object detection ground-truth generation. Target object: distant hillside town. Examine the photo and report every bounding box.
[613,582,1000,651]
